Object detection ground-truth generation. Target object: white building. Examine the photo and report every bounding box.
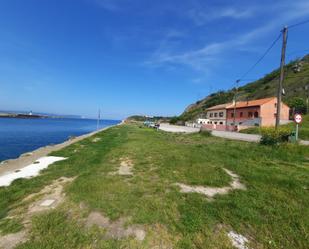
[196,118,209,124]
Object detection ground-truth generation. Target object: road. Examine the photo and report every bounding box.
[158,124,200,133]
[211,130,261,142]
[159,124,309,145]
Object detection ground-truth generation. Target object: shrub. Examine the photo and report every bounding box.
[199,129,212,137]
[170,116,179,124]
[260,127,292,145]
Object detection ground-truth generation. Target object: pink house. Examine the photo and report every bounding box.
[226,97,290,127]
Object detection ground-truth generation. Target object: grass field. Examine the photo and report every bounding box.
[0,124,308,248]
[240,114,309,140]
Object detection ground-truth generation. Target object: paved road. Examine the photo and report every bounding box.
[158,124,200,133]
[300,140,309,145]
[159,124,309,145]
[158,124,261,142]
[211,130,261,142]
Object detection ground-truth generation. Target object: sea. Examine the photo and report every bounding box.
[0,118,120,162]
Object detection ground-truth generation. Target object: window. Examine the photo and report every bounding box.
[214,122,217,124]
[231,113,234,118]
[219,122,223,125]
[248,112,253,118]
[210,113,213,117]
[240,112,243,117]
[219,112,224,117]
[254,111,259,118]
[214,113,218,117]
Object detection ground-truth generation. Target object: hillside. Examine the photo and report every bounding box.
[177,54,309,123]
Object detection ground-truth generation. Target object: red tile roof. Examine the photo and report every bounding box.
[206,103,232,111]
[226,97,275,109]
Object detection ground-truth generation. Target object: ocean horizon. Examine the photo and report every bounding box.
[0,117,120,162]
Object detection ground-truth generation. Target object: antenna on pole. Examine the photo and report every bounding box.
[97,109,101,130]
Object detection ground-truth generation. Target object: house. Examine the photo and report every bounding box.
[225,97,290,127]
[205,103,231,125]
[196,118,209,125]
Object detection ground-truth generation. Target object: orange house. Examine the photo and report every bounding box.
[226,97,290,127]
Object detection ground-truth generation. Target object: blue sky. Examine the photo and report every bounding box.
[1,0,309,119]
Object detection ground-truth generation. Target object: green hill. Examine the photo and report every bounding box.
[176,54,309,123]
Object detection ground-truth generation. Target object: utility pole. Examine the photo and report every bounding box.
[233,80,240,129]
[276,26,288,129]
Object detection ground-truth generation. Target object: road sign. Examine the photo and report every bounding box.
[294,114,302,124]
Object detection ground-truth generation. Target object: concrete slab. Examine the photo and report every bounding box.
[40,199,55,207]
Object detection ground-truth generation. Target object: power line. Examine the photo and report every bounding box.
[289,19,309,29]
[237,32,282,82]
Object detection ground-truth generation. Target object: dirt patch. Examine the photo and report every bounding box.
[26,177,74,217]
[0,177,74,249]
[228,231,250,249]
[0,231,27,249]
[109,157,134,176]
[92,137,101,143]
[175,168,246,199]
[145,224,176,249]
[85,212,145,241]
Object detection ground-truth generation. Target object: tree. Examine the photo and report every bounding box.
[287,97,307,115]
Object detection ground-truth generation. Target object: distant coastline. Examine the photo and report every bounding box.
[0,113,47,119]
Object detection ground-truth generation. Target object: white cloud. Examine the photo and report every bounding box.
[147,0,309,71]
[188,7,254,26]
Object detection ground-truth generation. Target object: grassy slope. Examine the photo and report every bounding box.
[240,114,309,140]
[180,55,309,122]
[0,124,308,248]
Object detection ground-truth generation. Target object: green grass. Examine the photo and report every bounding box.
[240,114,309,140]
[0,124,308,248]
[0,218,23,235]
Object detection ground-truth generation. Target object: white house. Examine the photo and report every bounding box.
[196,118,209,124]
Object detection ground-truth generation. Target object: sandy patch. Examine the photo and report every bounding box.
[0,231,27,249]
[109,158,134,176]
[0,177,74,249]
[85,212,145,241]
[26,177,74,216]
[92,137,101,142]
[0,156,67,187]
[175,168,245,198]
[119,158,133,175]
[228,231,250,249]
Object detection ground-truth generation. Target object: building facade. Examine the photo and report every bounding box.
[205,103,231,125]
[226,97,290,127]
[196,118,209,124]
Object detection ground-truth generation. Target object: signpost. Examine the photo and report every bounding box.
[294,114,302,141]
